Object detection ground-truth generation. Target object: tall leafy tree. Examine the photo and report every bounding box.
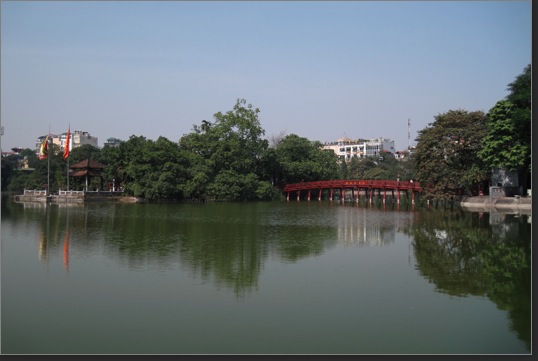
[413,109,489,200]
[339,159,348,179]
[274,134,339,185]
[69,144,101,164]
[119,136,190,199]
[478,64,531,192]
[179,99,278,201]
[2,154,21,192]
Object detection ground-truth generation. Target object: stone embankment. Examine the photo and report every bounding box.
[459,196,532,214]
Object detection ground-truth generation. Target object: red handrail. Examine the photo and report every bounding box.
[282,179,421,192]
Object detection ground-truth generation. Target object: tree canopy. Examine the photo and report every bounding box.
[478,64,531,183]
[271,134,339,185]
[413,109,489,200]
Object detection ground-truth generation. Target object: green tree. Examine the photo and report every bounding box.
[339,159,348,179]
[98,143,122,189]
[209,99,267,176]
[69,144,101,164]
[413,109,489,200]
[179,99,279,201]
[347,156,377,179]
[274,134,339,185]
[113,135,190,200]
[346,156,360,179]
[478,65,531,192]
[369,152,399,180]
[2,155,19,192]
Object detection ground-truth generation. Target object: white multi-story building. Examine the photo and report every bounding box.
[35,130,98,155]
[323,136,395,162]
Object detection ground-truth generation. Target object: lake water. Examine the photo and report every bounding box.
[1,198,531,354]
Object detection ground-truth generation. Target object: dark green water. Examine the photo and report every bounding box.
[1,199,531,354]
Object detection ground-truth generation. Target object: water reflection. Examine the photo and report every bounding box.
[63,227,70,272]
[3,199,531,351]
[39,229,47,262]
[406,209,531,350]
[335,203,416,246]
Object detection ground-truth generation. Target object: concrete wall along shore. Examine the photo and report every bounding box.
[14,190,140,204]
[459,195,532,214]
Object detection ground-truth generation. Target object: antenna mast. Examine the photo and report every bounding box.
[407,118,411,150]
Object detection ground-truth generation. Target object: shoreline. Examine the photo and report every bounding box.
[8,192,533,214]
[458,195,532,214]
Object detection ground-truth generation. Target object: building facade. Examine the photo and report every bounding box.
[103,137,122,147]
[35,131,98,155]
[323,136,396,162]
[71,130,98,148]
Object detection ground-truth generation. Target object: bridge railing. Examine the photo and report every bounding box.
[282,179,421,192]
[58,190,85,196]
[23,189,47,196]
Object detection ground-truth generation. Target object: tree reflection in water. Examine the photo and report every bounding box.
[406,209,531,351]
[5,200,531,351]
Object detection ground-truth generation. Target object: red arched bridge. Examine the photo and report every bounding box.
[282,179,422,203]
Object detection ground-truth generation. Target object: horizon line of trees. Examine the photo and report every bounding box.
[2,65,530,201]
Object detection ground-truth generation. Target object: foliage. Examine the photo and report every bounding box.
[178,98,278,201]
[272,134,339,185]
[339,158,348,179]
[407,210,531,349]
[2,154,19,192]
[70,144,101,164]
[413,109,489,200]
[339,153,414,181]
[102,135,191,199]
[506,64,531,110]
[6,144,70,193]
[477,100,529,171]
[478,64,531,180]
[3,98,420,201]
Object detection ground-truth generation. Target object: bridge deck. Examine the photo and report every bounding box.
[282,179,421,192]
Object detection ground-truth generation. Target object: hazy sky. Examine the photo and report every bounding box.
[1,1,531,152]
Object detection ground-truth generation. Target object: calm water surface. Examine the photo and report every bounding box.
[1,199,531,354]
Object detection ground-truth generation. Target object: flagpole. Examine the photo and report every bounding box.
[47,125,51,197]
[66,123,70,191]
[67,153,70,191]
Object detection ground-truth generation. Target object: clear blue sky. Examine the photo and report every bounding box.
[1,1,531,152]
